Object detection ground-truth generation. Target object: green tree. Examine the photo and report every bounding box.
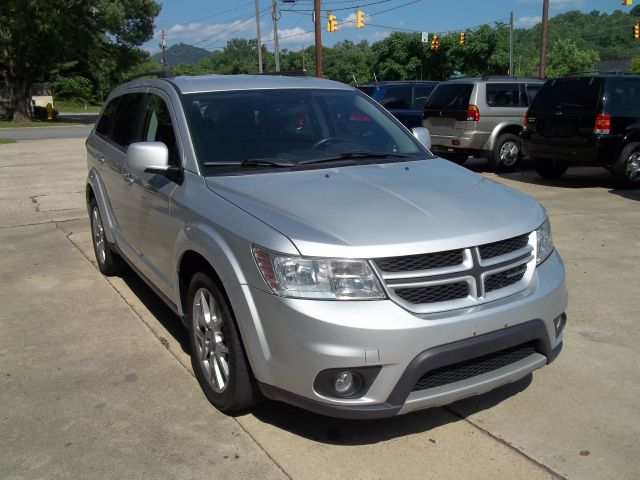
[546,38,599,77]
[0,0,160,120]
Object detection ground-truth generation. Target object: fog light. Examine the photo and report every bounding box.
[554,313,567,336]
[335,372,354,394]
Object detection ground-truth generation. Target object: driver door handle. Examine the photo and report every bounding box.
[121,173,134,185]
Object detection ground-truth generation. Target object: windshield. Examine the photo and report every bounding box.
[182,88,427,174]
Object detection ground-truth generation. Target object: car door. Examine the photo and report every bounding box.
[92,92,145,258]
[126,91,183,298]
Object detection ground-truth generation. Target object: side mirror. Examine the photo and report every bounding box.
[412,127,431,150]
[126,142,170,174]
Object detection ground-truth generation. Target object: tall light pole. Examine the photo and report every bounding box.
[255,0,263,73]
[539,0,549,78]
[509,11,514,76]
[314,0,322,77]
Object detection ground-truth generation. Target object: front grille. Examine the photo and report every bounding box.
[375,233,532,312]
[412,343,537,392]
[374,249,463,273]
[396,282,469,304]
[478,234,529,260]
[485,263,528,293]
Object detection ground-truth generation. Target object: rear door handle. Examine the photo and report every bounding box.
[96,155,106,165]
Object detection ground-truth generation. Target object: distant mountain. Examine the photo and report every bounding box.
[152,43,210,66]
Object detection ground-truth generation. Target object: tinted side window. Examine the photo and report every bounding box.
[524,84,542,105]
[413,86,436,109]
[605,79,640,117]
[531,77,602,113]
[380,86,412,109]
[95,97,121,137]
[111,94,143,148]
[486,83,520,107]
[140,95,181,167]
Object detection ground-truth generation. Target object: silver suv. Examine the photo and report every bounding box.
[86,74,567,418]
[423,76,544,171]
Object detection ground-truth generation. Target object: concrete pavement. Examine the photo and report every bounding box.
[1,139,639,479]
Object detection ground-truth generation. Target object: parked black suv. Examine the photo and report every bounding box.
[357,81,438,129]
[521,74,640,187]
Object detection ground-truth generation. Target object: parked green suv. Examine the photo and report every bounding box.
[521,74,640,188]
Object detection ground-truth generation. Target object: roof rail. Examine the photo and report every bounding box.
[122,69,174,83]
[258,70,309,77]
[480,74,542,80]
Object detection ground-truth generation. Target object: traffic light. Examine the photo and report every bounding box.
[459,32,465,45]
[634,21,639,39]
[622,0,632,6]
[356,8,365,28]
[430,34,440,50]
[327,11,337,32]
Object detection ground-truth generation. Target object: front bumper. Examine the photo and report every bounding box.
[226,250,567,419]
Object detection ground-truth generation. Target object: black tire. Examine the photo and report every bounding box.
[89,198,125,276]
[439,151,468,165]
[612,142,640,189]
[490,133,523,172]
[187,272,260,413]
[534,158,568,179]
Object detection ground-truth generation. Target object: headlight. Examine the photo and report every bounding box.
[536,217,554,265]
[253,247,386,300]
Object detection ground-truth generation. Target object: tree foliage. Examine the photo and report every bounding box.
[546,39,599,77]
[0,0,159,120]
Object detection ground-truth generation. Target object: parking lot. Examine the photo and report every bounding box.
[1,138,638,479]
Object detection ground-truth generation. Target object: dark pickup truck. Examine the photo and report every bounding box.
[357,81,438,129]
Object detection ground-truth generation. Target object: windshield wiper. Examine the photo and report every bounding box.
[203,158,297,168]
[298,151,411,165]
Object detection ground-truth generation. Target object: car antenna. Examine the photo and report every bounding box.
[373,72,378,85]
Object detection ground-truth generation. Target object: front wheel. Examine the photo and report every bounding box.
[187,272,260,413]
[612,142,640,188]
[534,158,568,179]
[89,198,124,276]
[490,133,522,172]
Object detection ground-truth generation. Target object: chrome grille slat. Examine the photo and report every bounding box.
[373,233,535,312]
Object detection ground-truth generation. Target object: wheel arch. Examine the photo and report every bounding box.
[485,123,523,152]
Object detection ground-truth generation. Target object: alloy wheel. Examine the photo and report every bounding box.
[91,207,106,265]
[499,141,519,167]
[192,288,230,393]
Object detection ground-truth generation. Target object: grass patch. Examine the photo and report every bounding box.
[55,100,102,113]
[0,137,17,144]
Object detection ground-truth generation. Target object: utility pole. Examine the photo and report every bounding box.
[539,0,549,79]
[314,0,323,77]
[301,45,305,70]
[159,30,170,75]
[255,0,263,73]
[509,11,514,76]
[272,0,280,72]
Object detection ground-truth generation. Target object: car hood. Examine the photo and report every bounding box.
[204,158,545,258]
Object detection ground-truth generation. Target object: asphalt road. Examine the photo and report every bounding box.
[0,112,96,141]
[1,139,639,479]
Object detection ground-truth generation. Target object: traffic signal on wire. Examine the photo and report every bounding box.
[634,21,639,39]
[356,8,365,28]
[459,32,465,45]
[430,34,440,50]
[327,11,337,32]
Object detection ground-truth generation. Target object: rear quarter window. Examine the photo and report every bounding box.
[485,83,521,107]
[604,79,640,117]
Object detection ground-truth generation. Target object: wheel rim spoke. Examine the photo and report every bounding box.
[192,286,230,393]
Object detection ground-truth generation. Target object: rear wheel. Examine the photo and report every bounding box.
[612,142,640,188]
[534,158,568,179]
[490,133,522,172]
[187,272,260,413]
[89,198,124,276]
